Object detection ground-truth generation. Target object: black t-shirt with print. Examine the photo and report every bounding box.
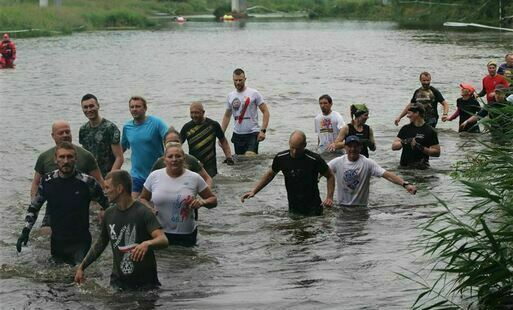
[397,123,439,169]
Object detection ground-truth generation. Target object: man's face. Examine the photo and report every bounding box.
[289,139,305,159]
[420,75,431,89]
[488,65,497,76]
[233,73,246,91]
[52,124,72,144]
[495,91,506,102]
[506,55,513,66]
[81,98,99,121]
[344,142,362,161]
[104,178,121,203]
[319,98,332,115]
[190,106,205,124]
[55,148,76,175]
[129,99,147,121]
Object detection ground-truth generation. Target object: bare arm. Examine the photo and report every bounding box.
[89,168,105,189]
[221,110,232,133]
[189,187,217,209]
[320,168,335,207]
[334,125,349,149]
[382,171,417,194]
[441,100,449,122]
[131,228,168,262]
[257,103,270,141]
[391,137,403,151]
[139,188,155,212]
[241,169,277,202]
[74,226,109,284]
[110,143,124,171]
[368,127,376,151]
[394,103,412,126]
[198,168,213,188]
[219,137,233,160]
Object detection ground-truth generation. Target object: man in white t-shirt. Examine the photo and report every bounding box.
[314,94,345,153]
[328,135,417,207]
[221,68,270,155]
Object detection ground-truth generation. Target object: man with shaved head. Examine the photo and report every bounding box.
[180,101,234,177]
[31,120,103,227]
[241,130,334,216]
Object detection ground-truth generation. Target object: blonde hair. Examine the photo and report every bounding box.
[164,143,188,169]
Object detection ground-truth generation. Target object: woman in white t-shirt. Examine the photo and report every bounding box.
[140,143,217,246]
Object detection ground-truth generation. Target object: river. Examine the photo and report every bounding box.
[1,20,512,309]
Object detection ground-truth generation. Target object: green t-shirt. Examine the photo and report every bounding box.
[79,118,121,177]
[150,154,202,173]
[35,144,99,175]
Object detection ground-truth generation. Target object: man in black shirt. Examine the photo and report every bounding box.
[180,102,234,177]
[392,103,441,169]
[241,130,334,216]
[75,170,168,290]
[16,142,109,265]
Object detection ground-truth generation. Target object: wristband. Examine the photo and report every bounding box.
[402,181,411,188]
[260,129,267,133]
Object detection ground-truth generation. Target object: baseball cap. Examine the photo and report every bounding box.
[459,83,475,94]
[487,60,497,67]
[345,135,361,145]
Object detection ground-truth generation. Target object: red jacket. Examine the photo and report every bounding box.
[479,74,509,103]
[0,40,16,60]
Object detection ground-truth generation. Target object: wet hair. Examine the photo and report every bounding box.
[129,95,147,108]
[350,104,369,119]
[318,94,332,104]
[233,68,245,76]
[408,103,425,118]
[163,127,180,143]
[55,141,76,156]
[105,170,132,194]
[419,71,431,79]
[81,93,98,105]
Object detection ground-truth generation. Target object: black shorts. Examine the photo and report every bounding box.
[165,228,197,247]
[231,132,259,155]
[51,236,91,265]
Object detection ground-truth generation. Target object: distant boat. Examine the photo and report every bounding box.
[443,22,513,32]
[221,14,236,22]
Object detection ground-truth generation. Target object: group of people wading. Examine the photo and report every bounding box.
[15,59,513,290]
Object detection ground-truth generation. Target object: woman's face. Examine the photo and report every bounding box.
[357,112,369,124]
[164,147,184,169]
[461,88,471,99]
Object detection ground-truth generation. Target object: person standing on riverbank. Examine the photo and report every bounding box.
[314,94,345,153]
[17,142,109,265]
[0,33,16,68]
[121,96,168,198]
[79,94,123,177]
[394,72,449,128]
[334,104,376,157]
[222,68,270,156]
[241,130,334,216]
[477,61,509,104]
[181,101,234,177]
[392,103,440,169]
[75,170,168,290]
[498,53,513,81]
[329,135,416,207]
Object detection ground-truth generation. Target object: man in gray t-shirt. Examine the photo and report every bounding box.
[328,135,417,207]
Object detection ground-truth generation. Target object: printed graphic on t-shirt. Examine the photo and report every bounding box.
[171,194,193,224]
[343,169,360,190]
[109,223,137,275]
[320,118,334,133]
[231,98,241,111]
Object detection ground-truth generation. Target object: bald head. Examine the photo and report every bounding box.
[289,130,307,158]
[190,101,206,124]
[51,120,72,144]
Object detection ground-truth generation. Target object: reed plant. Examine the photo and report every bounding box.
[406,86,513,309]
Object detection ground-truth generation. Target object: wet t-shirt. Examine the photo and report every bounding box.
[102,201,162,289]
[271,149,328,215]
[226,87,264,134]
[314,111,345,152]
[397,123,439,169]
[410,86,445,120]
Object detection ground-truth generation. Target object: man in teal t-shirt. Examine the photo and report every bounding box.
[121,96,168,197]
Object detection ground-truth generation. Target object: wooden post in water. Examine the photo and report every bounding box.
[231,0,247,14]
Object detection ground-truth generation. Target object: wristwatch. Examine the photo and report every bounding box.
[260,129,267,133]
[402,181,411,188]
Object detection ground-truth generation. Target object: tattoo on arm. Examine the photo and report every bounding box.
[81,228,109,270]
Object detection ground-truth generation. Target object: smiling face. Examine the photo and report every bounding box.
[190,104,205,124]
[81,98,100,121]
[344,142,362,161]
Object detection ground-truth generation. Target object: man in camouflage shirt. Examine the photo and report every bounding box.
[79,94,124,177]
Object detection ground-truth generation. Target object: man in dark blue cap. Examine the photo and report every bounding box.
[329,135,417,207]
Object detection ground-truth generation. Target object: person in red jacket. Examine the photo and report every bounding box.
[0,33,16,68]
[477,60,509,103]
